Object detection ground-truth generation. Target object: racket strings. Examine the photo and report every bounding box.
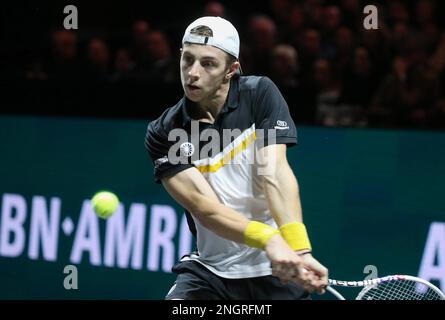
[361,280,442,300]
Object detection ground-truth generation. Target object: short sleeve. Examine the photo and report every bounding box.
[254,77,297,147]
[144,120,193,183]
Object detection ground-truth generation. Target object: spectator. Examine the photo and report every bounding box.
[269,0,293,27]
[145,30,178,84]
[204,1,226,17]
[338,47,378,126]
[111,48,134,82]
[415,0,436,27]
[370,54,440,128]
[391,22,411,55]
[415,0,440,53]
[360,28,391,79]
[429,97,445,128]
[334,26,355,74]
[46,30,82,81]
[270,44,299,88]
[319,6,342,60]
[10,1,445,128]
[129,20,151,63]
[270,44,316,124]
[311,59,343,127]
[388,1,410,26]
[340,0,361,29]
[282,4,306,49]
[244,15,277,75]
[85,38,111,81]
[298,29,322,83]
[303,0,324,28]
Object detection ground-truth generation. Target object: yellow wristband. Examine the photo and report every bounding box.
[244,221,279,249]
[279,222,312,251]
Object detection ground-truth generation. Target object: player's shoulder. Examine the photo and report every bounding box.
[238,75,275,92]
[146,98,185,139]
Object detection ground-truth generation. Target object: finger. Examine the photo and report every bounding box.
[298,267,315,282]
[305,264,328,285]
[306,273,323,291]
[291,273,315,291]
[317,282,327,295]
[273,264,294,284]
[321,269,329,284]
[301,281,316,293]
[272,264,282,274]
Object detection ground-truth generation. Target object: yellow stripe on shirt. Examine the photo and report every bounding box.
[196,131,256,173]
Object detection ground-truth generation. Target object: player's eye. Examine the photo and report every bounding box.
[202,61,216,68]
[183,56,193,65]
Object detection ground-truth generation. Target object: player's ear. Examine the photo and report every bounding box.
[225,61,240,81]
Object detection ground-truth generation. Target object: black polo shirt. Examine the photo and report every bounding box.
[145,75,297,183]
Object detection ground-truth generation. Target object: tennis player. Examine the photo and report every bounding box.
[145,16,328,299]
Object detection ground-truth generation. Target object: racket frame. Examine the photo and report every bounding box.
[326,275,445,300]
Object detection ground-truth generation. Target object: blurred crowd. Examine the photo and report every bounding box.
[12,0,445,129]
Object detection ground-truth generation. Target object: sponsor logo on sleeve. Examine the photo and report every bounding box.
[274,120,289,130]
[154,156,169,168]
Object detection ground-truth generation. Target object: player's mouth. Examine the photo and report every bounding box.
[187,84,201,92]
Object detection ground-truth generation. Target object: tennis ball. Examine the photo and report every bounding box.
[91,191,119,219]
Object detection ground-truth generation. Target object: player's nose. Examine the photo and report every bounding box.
[188,61,200,79]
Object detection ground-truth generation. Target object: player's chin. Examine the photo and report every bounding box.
[184,90,204,102]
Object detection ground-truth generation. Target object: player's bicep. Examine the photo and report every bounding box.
[161,167,220,214]
[259,144,287,164]
[257,143,288,178]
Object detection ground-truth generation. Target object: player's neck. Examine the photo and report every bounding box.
[196,81,230,124]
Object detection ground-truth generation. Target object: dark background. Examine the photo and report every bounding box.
[1,0,445,129]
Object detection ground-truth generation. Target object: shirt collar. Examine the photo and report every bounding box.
[181,77,240,127]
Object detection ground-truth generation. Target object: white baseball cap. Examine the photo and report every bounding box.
[182,16,240,59]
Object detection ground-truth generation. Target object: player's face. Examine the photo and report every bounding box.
[180,44,229,103]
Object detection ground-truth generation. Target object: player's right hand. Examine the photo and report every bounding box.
[265,234,318,292]
[299,253,329,294]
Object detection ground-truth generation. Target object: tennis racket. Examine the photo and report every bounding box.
[325,275,445,300]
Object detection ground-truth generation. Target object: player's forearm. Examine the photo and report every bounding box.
[188,193,251,243]
[262,160,312,252]
[162,167,281,249]
[262,160,303,226]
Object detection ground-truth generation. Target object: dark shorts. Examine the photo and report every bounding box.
[165,260,311,300]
